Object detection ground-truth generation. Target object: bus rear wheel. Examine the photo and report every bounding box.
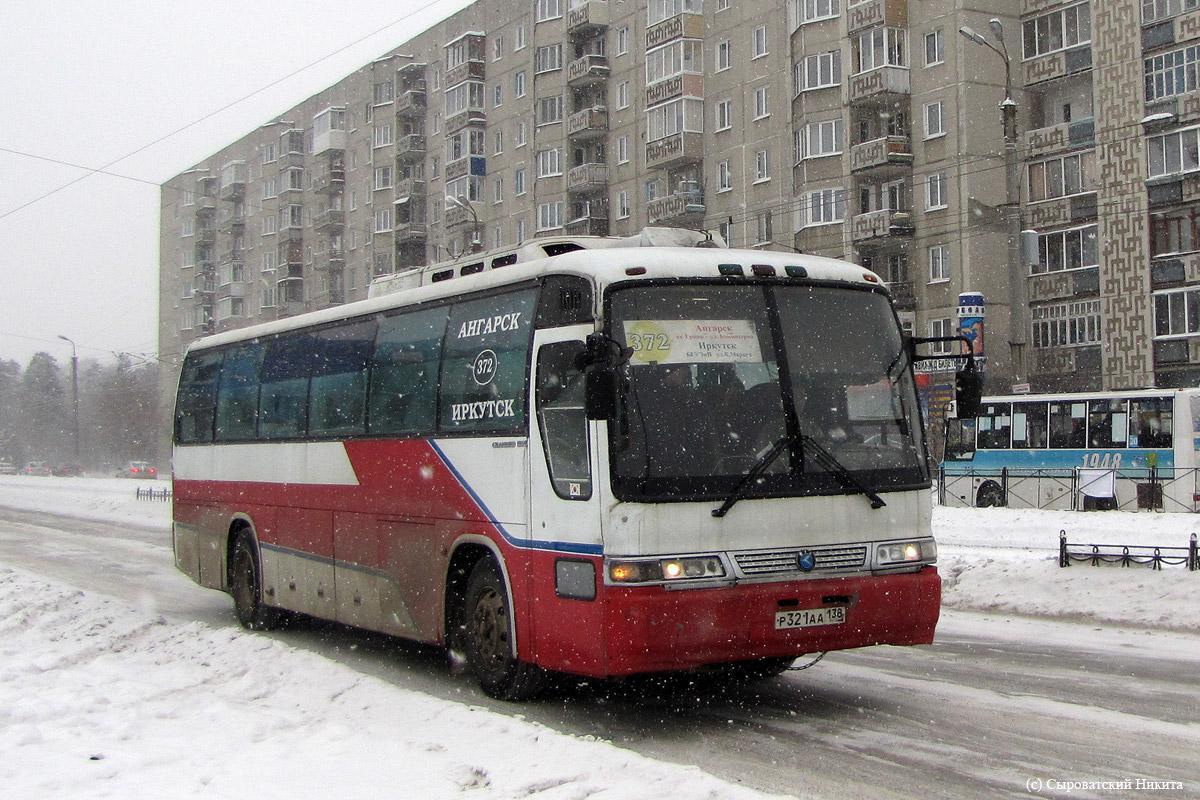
[230,532,283,631]
[976,481,1006,508]
[463,559,545,701]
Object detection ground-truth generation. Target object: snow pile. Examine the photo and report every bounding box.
[0,566,784,800]
[0,475,170,531]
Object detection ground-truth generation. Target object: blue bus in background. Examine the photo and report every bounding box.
[941,389,1200,512]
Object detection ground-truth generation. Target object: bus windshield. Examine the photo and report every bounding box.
[607,282,929,502]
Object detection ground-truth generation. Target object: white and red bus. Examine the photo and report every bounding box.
[172,239,943,699]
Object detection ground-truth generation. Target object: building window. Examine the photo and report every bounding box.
[645,97,704,141]
[648,0,703,26]
[647,39,703,84]
[928,244,950,283]
[515,121,528,148]
[515,25,526,51]
[924,29,944,66]
[752,26,768,59]
[617,81,630,109]
[798,117,843,160]
[373,80,394,105]
[537,148,562,177]
[617,26,629,55]
[536,95,564,125]
[536,0,562,22]
[1145,44,1200,102]
[537,201,564,231]
[493,177,503,204]
[445,82,485,117]
[756,212,772,243]
[753,85,769,119]
[717,0,730,9]
[926,172,948,210]
[645,179,660,202]
[924,101,945,138]
[515,167,526,195]
[494,84,503,107]
[716,38,731,71]
[494,130,504,155]
[1143,0,1200,25]
[1034,299,1102,347]
[1033,224,1099,273]
[493,34,504,61]
[928,318,953,354]
[374,207,393,233]
[1028,151,1095,199]
[535,44,563,73]
[716,98,733,131]
[514,70,526,97]
[799,188,845,226]
[853,27,907,74]
[1151,207,1200,256]
[618,135,629,164]
[718,160,732,191]
[373,123,393,148]
[1023,3,1092,60]
[755,149,770,182]
[799,0,839,24]
[262,143,277,164]
[374,166,393,190]
[886,253,909,283]
[1154,287,1200,337]
[802,50,841,91]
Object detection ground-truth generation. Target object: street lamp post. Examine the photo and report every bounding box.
[447,194,483,255]
[959,19,1026,385]
[57,335,80,463]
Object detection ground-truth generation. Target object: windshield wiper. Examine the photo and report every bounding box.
[801,435,887,510]
[711,432,797,518]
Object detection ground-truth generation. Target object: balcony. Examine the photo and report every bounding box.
[445,205,472,228]
[396,88,427,118]
[395,134,426,162]
[1023,117,1095,160]
[647,191,705,227]
[444,59,485,89]
[848,209,913,243]
[567,162,607,193]
[394,221,429,242]
[1023,45,1092,86]
[646,132,703,170]
[567,53,609,87]
[567,1,609,38]
[193,273,216,296]
[564,214,610,236]
[195,227,216,245]
[217,211,246,234]
[849,136,912,174]
[847,66,910,105]
[445,155,486,182]
[886,280,916,311]
[845,0,907,35]
[312,166,346,194]
[217,281,247,301]
[396,177,426,199]
[313,207,344,231]
[193,197,217,215]
[567,106,608,139]
[219,163,247,201]
[645,12,703,49]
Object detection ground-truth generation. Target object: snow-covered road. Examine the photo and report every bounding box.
[1,478,1197,798]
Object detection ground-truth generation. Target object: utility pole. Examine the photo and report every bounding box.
[57,335,80,462]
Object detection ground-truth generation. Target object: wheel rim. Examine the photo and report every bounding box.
[471,587,508,670]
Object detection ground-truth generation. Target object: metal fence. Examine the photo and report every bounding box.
[135,486,172,502]
[1059,530,1199,570]
[937,467,1200,513]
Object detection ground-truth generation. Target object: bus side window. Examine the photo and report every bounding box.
[944,418,976,460]
[535,342,592,500]
[1049,401,1087,448]
[1087,399,1128,448]
[976,403,1011,449]
[215,342,264,442]
[1130,397,1172,448]
[176,351,223,444]
[1012,402,1048,448]
[368,306,448,435]
[309,320,376,437]
[259,333,316,439]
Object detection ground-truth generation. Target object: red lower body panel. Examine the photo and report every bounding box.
[527,561,940,678]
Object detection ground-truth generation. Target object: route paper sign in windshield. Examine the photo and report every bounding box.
[623,320,763,365]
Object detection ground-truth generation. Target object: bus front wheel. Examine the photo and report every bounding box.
[230,532,283,631]
[462,559,545,701]
[976,481,1006,508]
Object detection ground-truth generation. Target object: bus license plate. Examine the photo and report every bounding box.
[774,606,846,630]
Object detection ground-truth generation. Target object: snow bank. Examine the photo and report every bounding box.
[0,566,783,800]
[0,475,170,530]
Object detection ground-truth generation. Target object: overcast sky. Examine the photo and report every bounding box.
[0,0,473,369]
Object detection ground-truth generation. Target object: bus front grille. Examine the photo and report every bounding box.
[733,545,868,576]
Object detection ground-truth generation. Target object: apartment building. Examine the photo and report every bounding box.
[160,0,1200,428]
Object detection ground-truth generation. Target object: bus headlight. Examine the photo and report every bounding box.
[607,556,726,584]
[875,539,937,567]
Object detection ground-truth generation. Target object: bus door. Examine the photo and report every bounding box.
[526,326,605,669]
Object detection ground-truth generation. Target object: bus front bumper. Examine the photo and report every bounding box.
[600,567,941,676]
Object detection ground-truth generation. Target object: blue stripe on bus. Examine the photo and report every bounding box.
[943,448,1174,474]
[427,439,605,556]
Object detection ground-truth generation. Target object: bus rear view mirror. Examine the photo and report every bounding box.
[585,367,618,420]
[955,366,983,419]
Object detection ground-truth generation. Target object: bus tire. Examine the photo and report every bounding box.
[230,532,283,631]
[976,481,1005,508]
[462,559,545,701]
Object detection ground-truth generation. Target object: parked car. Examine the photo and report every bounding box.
[21,461,52,476]
[53,463,83,477]
[0,457,15,475]
[115,461,157,479]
